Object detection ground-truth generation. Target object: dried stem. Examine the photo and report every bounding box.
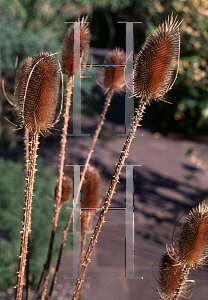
[24,128,30,300]
[15,131,39,300]
[47,228,68,300]
[38,77,73,300]
[72,99,147,300]
[47,88,114,299]
[76,88,113,207]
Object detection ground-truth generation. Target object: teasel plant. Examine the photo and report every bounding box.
[157,201,208,299]
[15,57,32,300]
[35,17,91,300]
[11,52,61,300]
[3,57,34,299]
[72,14,182,300]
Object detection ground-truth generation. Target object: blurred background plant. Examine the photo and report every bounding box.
[0,157,73,291]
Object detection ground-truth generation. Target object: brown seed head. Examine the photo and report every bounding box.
[158,246,187,300]
[102,48,125,91]
[18,52,60,133]
[177,201,208,268]
[54,175,73,204]
[81,165,101,211]
[61,16,90,77]
[134,15,181,103]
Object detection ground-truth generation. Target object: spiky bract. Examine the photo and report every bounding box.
[18,52,60,133]
[134,15,181,103]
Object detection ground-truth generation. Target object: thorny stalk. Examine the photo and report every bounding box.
[15,131,39,300]
[47,88,114,299]
[72,99,147,299]
[37,77,73,300]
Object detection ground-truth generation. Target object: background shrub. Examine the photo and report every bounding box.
[0,157,73,291]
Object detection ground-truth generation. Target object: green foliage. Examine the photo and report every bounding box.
[0,157,73,291]
[0,239,14,291]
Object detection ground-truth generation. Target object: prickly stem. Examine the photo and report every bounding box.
[15,131,39,300]
[72,100,147,300]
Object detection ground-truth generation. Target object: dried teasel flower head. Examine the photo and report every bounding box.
[80,166,101,252]
[134,15,181,103]
[177,201,208,268]
[54,175,73,204]
[61,16,90,77]
[81,165,101,211]
[102,47,125,91]
[158,245,189,300]
[17,52,60,133]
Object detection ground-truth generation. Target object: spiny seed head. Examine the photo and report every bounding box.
[61,16,90,77]
[158,246,187,300]
[81,165,101,211]
[54,175,73,204]
[17,52,60,133]
[134,15,181,103]
[102,47,125,91]
[177,201,208,268]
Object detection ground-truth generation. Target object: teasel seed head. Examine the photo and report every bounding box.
[102,47,125,91]
[61,16,90,77]
[134,15,181,103]
[177,201,208,268]
[17,52,60,133]
[158,246,188,300]
[54,175,73,204]
[81,165,101,211]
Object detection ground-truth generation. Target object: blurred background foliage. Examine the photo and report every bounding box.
[0,157,73,291]
[0,0,208,293]
[0,0,208,142]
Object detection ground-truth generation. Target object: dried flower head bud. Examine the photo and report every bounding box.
[158,246,188,300]
[134,15,181,103]
[61,17,90,77]
[177,201,208,268]
[81,165,101,211]
[15,57,32,105]
[54,175,73,204]
[18,52,60,133]
[102,48,125,91]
